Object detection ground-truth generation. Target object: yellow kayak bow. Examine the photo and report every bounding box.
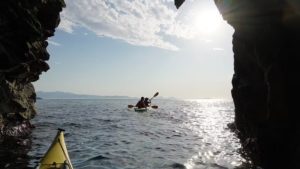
[37,129,74,169]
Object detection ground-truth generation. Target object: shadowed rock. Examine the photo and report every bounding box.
[175,0,297,168]
[175,0,185,9]
[0,0,65,138]
[214,1,298,168]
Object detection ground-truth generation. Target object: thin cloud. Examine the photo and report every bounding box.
[204,39,213,43]
[58,0,200,51]
[59,18,76,33]
[212,47,224,51]
[48,40,61,46]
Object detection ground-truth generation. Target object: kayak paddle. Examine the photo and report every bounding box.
[128,105,134,108]
[128,104,158,109]
[151,105,158,109]
[150,92,159,101]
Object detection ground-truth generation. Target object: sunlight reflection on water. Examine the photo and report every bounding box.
[183,99,245,169]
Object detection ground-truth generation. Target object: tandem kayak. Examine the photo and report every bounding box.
[128,105,158,112]
[134,107,148,112]
[37,128,74,169]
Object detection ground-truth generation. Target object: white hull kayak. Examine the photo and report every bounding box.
[134,107,148,112]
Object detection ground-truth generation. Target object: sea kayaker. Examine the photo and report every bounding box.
[135,97,146,108]
[144,97,151,107]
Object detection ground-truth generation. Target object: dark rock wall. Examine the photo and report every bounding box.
[175,0,297,168]
[0,0,65,138]
[213,0,298,168]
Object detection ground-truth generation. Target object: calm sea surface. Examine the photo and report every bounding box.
[25,99,248,169]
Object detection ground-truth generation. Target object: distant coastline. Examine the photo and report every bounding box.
[36,91,179,100]
[36,91,138,100]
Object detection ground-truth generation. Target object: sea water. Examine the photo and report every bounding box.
[23,99,249,168]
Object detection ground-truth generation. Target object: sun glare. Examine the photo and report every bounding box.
[192,9,223,34]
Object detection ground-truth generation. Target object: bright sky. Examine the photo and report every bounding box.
[33,0,234,99]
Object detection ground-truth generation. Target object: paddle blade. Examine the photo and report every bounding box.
[153,92,159,98]
[151,105,158,109]
[128,105,134,108]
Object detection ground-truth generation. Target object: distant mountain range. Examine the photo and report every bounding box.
[36,91,138,99]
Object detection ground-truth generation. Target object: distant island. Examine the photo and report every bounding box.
[36,91,138,99]
[36,91,179,100]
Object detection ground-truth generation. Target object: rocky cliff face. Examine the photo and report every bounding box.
[174,0,296,168]
[0,0,65,138]
[213,1,296,168]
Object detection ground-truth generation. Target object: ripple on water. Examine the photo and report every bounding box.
[169,163,187,169]
[86,155,110,161]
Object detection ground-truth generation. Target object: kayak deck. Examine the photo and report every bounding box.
[37,129,74,169]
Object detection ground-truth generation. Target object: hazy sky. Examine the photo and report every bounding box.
[33,0,234,99]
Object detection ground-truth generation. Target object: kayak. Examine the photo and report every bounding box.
[37,129,74,169]
[128,104,158,112]
[134,107,148,112]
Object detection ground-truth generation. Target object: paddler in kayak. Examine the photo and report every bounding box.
[135,97,146,108]
[144,97,151,107]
